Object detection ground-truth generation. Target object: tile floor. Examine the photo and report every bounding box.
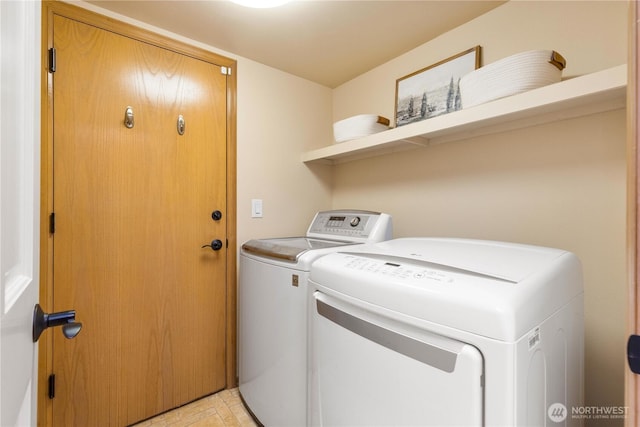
[132,388,258,427]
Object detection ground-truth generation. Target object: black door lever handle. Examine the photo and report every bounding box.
[201,239,223,251]
[33,304,83,342]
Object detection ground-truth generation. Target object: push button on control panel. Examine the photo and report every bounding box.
[344,256,453,283]
[310,214,369,237]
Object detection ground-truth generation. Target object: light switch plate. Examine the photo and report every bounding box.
[251,199,263,218]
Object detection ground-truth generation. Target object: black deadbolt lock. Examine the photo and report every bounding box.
[211,210,222,221]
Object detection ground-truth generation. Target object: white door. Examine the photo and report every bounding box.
[0,0,41,425]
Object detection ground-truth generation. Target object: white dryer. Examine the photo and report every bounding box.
[239,210,392,426]
[309,238,584,426]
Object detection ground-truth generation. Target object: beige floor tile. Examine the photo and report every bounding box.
[132,388,257,427]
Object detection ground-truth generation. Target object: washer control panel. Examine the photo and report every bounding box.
[306,210,392,242]
[324,214,364,230]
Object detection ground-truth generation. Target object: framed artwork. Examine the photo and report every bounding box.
[395,46,481,127]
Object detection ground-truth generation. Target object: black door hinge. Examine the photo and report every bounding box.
[48,48,56,73]
[48,374,55,399]
[49,212,55,234]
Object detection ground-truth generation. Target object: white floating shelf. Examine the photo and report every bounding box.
[302,65,627,165]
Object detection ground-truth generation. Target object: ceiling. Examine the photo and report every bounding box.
[87,0,505,88]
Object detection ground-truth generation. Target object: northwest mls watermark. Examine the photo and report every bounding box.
[548,403,628,423]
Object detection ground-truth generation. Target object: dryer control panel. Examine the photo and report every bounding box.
[306,210,392,243]
[342,255,454,283]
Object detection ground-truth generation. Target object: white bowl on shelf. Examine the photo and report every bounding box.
[460,50,566,109]
[333,114,390,143]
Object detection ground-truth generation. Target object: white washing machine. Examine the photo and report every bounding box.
[309,238,584,426]
[239,210,392,426]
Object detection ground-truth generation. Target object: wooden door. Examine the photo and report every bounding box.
[50,14,227,426]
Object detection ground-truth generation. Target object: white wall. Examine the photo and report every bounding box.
[236,58,333,244]
[332,0,627,123]
[328,1,628,423]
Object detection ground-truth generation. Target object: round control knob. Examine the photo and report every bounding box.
[350,216,361,227]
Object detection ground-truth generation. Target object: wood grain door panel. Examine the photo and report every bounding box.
[52,15,227,426]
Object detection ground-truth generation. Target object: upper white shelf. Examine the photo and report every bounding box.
[302,64,627,165]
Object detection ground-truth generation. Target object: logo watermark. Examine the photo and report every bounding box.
[548,403,567,423]
[548,403,628,422]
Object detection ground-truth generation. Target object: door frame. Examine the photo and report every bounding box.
[38,2,237,424]
[628,0,638,425]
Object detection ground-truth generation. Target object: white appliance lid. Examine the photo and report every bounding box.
[309,238,583,341]
[361,237,564,283]
[242,237,351,262]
